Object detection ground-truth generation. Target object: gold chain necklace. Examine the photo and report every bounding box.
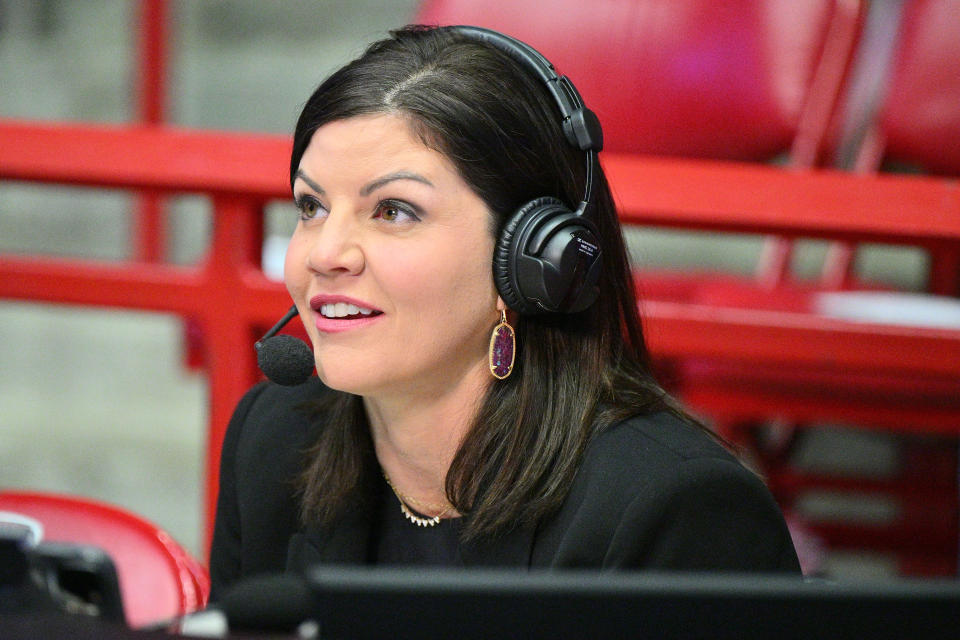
[382,473,454,528]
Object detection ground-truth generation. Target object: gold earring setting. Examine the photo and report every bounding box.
[489,310,515,379]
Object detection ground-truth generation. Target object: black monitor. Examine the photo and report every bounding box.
[292,567,960,639]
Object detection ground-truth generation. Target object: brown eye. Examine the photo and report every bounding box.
[373,200,420,223]
[378,203,400,221]
[295,195,325,221]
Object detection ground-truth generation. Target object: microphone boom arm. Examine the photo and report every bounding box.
[255,304,299,351]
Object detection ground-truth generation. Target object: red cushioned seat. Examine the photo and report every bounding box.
[0,490,209,628]
[417,0,845,160]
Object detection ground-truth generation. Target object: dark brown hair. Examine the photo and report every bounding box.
[292,25,680,539]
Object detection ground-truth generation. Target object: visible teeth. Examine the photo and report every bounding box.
[320,302,375,318]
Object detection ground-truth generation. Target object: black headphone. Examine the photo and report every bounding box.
[449,26,604,315]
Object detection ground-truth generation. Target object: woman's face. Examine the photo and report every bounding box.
[285,114,501,399]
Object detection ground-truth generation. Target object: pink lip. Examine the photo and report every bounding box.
[309,294,384,334]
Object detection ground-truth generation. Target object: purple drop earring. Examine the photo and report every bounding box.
[489,309,516,380]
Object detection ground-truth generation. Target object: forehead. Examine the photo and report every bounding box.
[298,114,451,177]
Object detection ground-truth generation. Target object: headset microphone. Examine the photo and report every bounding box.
[254,304,314,386]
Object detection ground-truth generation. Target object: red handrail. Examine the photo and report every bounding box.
[606,152,960,244]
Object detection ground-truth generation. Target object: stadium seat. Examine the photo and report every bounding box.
[0,490,209,628]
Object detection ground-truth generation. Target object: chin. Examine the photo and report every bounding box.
[315,361,384,396]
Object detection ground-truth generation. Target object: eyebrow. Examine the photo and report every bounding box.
[294,170,324,195]
[294,169,435,197]
[360,171,434,196]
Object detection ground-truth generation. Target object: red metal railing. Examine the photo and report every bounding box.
[133,0,170,263]
[2,118,960,550]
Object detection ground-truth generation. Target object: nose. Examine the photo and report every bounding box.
[304,210,364,276]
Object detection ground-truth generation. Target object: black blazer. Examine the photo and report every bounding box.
[210,379,800,599]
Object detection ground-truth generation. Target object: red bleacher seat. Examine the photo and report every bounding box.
[417,0,848,161]
[877,0,960,177]
[0,490,209,628]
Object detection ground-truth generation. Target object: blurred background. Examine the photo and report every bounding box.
[1,0,958,582]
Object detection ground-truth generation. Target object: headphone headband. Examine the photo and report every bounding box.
[449,26,603,152]
[448,25,602,217]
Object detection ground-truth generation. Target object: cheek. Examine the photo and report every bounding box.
[408,238,496,313]
[377,250,435,303]
[283,234,307,295]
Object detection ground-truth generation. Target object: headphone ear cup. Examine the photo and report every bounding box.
[494,196,603,315]
[494,197,564,315]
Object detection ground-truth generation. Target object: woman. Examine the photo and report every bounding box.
[210,25,800,598]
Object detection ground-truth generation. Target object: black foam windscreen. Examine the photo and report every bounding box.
[255,334,314,386]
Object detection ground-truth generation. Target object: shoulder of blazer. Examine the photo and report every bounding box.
[211,377,333,596]
[230,377,332,510]
[232,378,330,453]
[532,411,798,571]
[580,410,742,486]
[529,412,746,555]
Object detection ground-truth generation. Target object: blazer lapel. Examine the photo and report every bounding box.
[459,523,536,568]
[286,483,381,571]
[285,509,372,572]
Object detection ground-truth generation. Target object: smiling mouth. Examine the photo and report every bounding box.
[318,302,383,320]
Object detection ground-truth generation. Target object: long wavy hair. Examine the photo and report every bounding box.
[292,25,684,540]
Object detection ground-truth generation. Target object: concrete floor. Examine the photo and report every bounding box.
[0,302,208,553]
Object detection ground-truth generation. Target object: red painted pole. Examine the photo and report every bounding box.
[134,0,168,263]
